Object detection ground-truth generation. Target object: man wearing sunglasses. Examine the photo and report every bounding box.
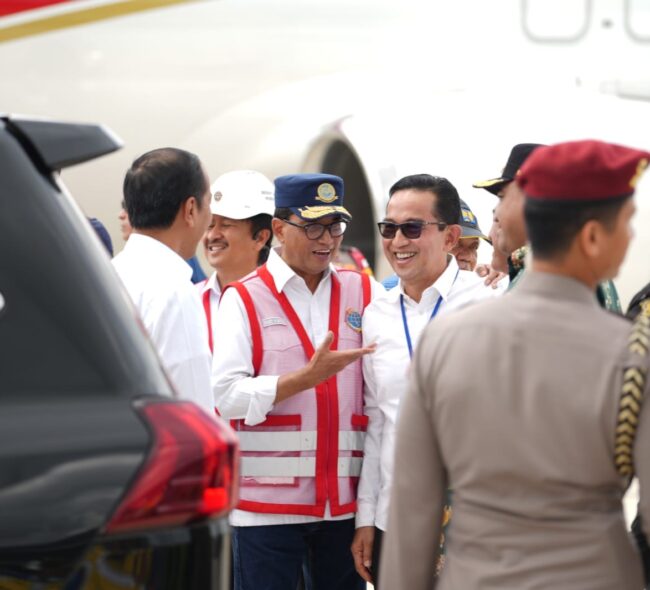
[352,174,505,587]
[381,198,503,289]
[381,140,650,590]
[212,173,382,590]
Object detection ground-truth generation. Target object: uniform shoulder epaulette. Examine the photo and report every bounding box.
[615,303,650,482]
[626,282,650,320]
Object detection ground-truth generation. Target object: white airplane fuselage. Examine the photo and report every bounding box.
[3,0,650,303]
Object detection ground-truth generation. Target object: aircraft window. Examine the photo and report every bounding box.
[522,0,591,42]
[626,0,650,40]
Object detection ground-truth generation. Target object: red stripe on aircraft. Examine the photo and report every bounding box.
[0,1,73,18]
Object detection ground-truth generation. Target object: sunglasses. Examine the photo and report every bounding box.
[281,218,347,240]
[377,220,447,239]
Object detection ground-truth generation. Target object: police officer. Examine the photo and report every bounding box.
[473,142,622,311]
[211,173,381,590]
[380,140,650,589]
[627,282,650,587]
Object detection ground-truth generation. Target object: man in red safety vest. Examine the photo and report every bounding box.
[212,173,382,590]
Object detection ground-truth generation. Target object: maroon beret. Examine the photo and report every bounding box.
[517,140,650,201]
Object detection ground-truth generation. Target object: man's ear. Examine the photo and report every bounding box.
[577,219,603,260]
[181,196,200,226]
[444,224,462,251]
[253,228,272,251]
[272,218,285,244]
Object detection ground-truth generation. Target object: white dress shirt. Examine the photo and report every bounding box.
[112,234,213,414]
[356,256,506,531]
[212,247,383,526]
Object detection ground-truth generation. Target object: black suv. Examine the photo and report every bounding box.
[0,116,238,589]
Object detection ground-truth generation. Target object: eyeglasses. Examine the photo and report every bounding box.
[377,220,447,239]
[281,218,347,240]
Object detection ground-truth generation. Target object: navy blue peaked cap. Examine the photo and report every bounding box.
[274,173,352,221]
[459,199,488,240]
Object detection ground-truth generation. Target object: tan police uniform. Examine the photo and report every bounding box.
[381,273,650,589]
[380,140,650,590]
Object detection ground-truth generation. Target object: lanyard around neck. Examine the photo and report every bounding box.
[400,294,442,359]
[400,269,459,359]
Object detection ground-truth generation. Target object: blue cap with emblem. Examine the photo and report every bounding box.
[274,173,352,221]
[459,199,488,241]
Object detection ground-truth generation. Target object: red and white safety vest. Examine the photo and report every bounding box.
[226,264,371,517]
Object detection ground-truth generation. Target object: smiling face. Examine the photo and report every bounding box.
[202,214,263,282]
[382,189,460,296]
[272,213,343,291]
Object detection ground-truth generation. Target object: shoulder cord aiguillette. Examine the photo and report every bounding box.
[615,304,650,482]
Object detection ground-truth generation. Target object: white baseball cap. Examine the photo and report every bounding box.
[210,170,275,219]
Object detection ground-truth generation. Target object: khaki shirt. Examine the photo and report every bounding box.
[380,272,650,590]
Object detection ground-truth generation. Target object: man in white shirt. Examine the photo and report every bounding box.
[198,170,274,353]
[351,174,506,587]
[212,173,381,590]
[113,147,213,413]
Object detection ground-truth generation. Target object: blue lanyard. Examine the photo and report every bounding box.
[400,294,442,359]
[400,269,459,359]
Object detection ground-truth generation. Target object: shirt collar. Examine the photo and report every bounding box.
[388,255,460,305]
[204,271,221,297]
[124,233,192,282]
[266,247,336,293]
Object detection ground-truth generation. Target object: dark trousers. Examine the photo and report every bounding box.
[232,519,364,590]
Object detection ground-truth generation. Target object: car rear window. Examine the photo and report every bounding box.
[0,272,107,396]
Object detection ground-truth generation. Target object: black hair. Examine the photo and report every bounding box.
[123,147,207,230]
[249,213,273,265]
[524,195,631,260]
[388,174,461,226]
[274,207,293,221]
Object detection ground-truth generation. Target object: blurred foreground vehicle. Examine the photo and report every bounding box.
[0,115,238,589]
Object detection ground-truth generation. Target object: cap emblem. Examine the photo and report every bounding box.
[630,158,649,189]
[461,209,476,224]
[316,183,337,203]
[345,308,362,333]
[213,191,223,202]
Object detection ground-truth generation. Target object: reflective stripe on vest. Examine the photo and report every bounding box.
[237,430,365,452]
[241,456,363,478]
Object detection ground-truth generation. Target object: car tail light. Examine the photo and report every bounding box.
[105,400,239,534]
